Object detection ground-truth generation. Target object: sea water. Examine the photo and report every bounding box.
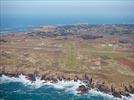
[1,1,134,99]
[1,0,134,33]
[0,75,134,100]
[1,15,134,33]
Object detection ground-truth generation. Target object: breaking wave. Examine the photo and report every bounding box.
[0,74,134,100]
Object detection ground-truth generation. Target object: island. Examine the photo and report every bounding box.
[0,24,134,98]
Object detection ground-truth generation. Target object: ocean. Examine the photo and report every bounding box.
[1,15,134,33]
[0,15,134,100]
[1,0,134,33]
[1,1,134,99]
[0,75,134,100]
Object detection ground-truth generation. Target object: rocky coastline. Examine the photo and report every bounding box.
[0,70,134,98]
[0,24,134,99]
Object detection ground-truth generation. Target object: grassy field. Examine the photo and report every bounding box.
[0,34,134,87]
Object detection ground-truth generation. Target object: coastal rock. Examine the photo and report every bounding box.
[74,74,83,80]
[41,74,46,80]
[74,76,78,82]
[77,85,89,95]
[96,83,110,93]
[112,91,122,98]
[125,85,134,94]
[110,86,125,98]
[129,84,134,93]
[57,75,63,81]
[3,72,19,77]
[121,92,130,97]
[0,70,133,99]
[50,75,58,83]
[45,75,52,81]
[26,74,36,82]
[83,74,90,80]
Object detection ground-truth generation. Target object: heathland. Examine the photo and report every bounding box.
[0,24,134,97]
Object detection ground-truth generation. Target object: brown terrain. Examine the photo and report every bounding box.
[0,24,134,98]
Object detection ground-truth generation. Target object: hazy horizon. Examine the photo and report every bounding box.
[0,0,134,32]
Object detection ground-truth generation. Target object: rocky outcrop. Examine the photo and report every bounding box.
[129,84,134,93]
[112,91,122,98]
[26,74,36,82]
[124,85,134,94]
[77,85,89,95]
[0,71,134,98]
[96,83,110,93]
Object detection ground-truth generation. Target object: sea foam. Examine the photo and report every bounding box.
[0,74,133,100]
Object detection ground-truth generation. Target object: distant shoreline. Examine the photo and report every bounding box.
[1,23,134,35]
[0,23,134,98]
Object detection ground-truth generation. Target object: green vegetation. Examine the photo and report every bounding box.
[0,24,134,86]
[79,34,103,40]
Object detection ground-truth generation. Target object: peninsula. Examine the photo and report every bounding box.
[0,24,134,98]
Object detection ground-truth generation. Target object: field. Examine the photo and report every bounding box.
[0,24,134,90]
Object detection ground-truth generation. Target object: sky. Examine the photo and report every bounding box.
[1,0,134,17]
[0,0,134,25]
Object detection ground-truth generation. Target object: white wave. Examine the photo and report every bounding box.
[88,89,119,100]
[122,94,134,100]
[0,74,31,85]
[0,74,84,90]
[0,75,134,100]
[88,89,134,100]
[41,79,85,95]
